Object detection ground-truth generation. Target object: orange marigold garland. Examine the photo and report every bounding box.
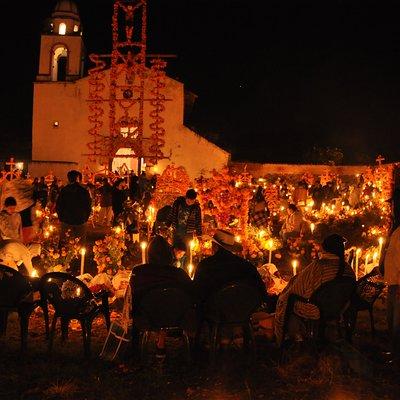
[195,168,253,241]
[153,164,192,209]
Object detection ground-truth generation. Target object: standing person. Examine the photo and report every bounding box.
[56,170,92,244]
[37,177,48,209]
[129,172,139,201]
[166,189,202,243]
[138,171,147,199]
[112,178,127,225]
[0,197,23,241]
[48,177,60,213]
[384,222,400,360]
[98,178,113,227]
[32,177,40,204]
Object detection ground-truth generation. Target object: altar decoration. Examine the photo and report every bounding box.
[93,228,127,275]
[195,168,253,240]
[152,164,192,209]
[39,235,81,272]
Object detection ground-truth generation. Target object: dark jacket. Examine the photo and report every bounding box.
[130,235,193,309]
[98,183,113,207]
[131,264,193,311]
[193,247,266,303]
[112,187,126,216]
[166,196,202,236]
[56,182,92,225]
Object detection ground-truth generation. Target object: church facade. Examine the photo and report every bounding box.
[30,0,230,180]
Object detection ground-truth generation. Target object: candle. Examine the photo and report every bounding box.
[355,248,361,280]
[373,251,379,266]
[188,263,195,280]
[141,242,147,264]
[310,223,315,234]
[189,240,195,265]
[365,253,370,275]
[292,259,298,276]
[267,238,274,264]
[80,247,86,276]
[378,237,384,261]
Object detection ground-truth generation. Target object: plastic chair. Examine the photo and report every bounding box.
[281,276,356,361]
[40,272,111,357]
[0,265,39,351]
[345,268,385,338]
[133,287,194,363]
[200,283,262,365]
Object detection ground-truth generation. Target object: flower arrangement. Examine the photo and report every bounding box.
[39,234,81,272]
[93,228,127,275]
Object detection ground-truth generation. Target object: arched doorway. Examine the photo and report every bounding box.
[51,46,68,81]
[112,148,137,173]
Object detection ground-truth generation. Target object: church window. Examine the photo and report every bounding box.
[58,22,67,35]
[73,24,79,32]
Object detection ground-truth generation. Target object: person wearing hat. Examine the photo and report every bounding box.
[193,229,266,305]
[274,233,355,345]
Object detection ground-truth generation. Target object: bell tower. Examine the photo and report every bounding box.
[37,0,84,82]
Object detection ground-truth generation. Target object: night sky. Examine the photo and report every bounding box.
[1,0,400,164]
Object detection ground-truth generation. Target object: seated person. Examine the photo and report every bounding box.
[0,239,41,277]
[130,235,194,359]
[274,234,355,345]
[172,237,187,269]
[0,197,23,241]
[280,204,304,241]
[194,229,266,306]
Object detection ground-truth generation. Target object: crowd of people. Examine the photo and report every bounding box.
[1,168,400,366]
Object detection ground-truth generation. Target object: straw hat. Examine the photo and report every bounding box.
[205,229,243,252]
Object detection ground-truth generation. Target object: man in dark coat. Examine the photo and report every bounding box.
[56,170,91,244]
[193,229,266,304]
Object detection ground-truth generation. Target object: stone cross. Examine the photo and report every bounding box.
[376,155,385,165]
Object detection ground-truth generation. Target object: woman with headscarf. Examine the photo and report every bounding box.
[274,234,355,345]
[130,235,194,359]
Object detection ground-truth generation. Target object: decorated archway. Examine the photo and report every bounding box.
[112,148,137,173]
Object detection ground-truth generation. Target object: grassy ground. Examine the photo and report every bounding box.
[1,298,399,400]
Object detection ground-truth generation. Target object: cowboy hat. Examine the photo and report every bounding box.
[204,229,243,252]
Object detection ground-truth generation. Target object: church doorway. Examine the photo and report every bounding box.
[112,148,137,174]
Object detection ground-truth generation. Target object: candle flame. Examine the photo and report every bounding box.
[140,241,147,250]
[80,247,86,256]
[188,263,195,279]
[378,237,384,245]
